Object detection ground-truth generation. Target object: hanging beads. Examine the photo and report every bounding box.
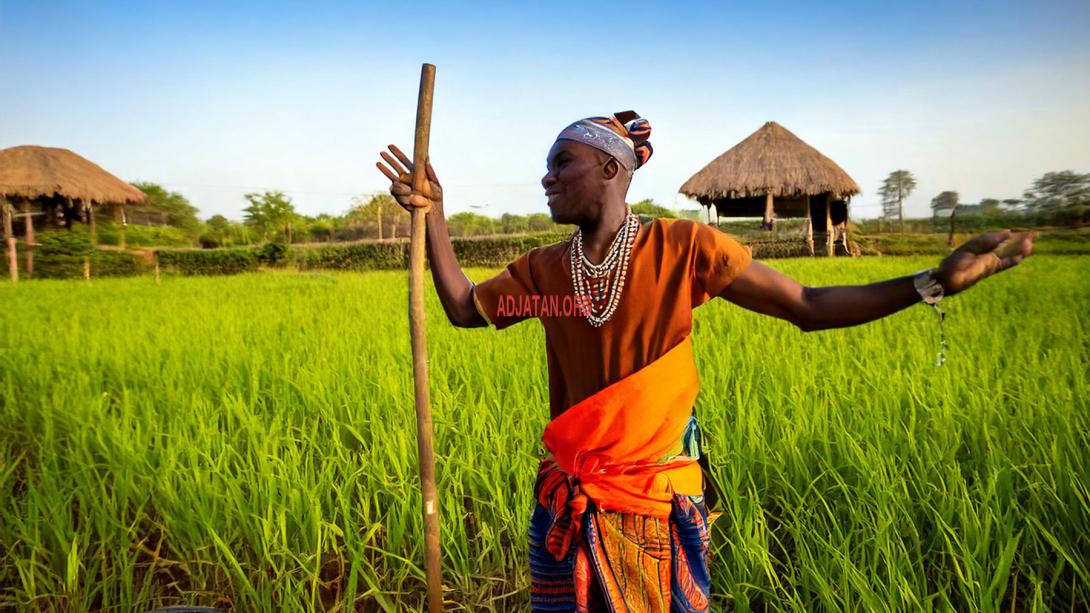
[569,211,640,327]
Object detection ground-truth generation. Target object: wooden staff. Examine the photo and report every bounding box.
[408,62,443,613]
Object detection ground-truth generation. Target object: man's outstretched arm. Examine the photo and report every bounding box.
[719,230,1034,332]
[377,145,487,329]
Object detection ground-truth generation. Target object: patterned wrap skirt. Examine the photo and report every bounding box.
[529,414,713,612]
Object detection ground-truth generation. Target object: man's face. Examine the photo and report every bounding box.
[541,140,612,224]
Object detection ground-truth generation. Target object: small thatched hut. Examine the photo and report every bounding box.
[679,121,861,256]
[0,145,145,278]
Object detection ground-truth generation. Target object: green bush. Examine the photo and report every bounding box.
[631,201,676,219]
[746,240,814,259]
[157,248,259,275]
[452,233,568,267]
[293,241,408,271]
[30,229,151,278]
[35,251,149,279]
[257,241,290,266]
[93,251,150,277]
[33,255,87,279]
[38,229,94,257]
[291,233,570,271]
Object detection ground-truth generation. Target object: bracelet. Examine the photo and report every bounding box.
[913,268,945,305]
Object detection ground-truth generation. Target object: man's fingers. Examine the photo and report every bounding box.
[376,161,400,183]
[994,231,1035,259]
[408,194,432,208]
[1003,234,1034,266]
[966,229,1012,255]
[380,151,409,176]
[389,144,414,169]
[1022,232,1036,258]
[991,233,1036,272]
[380,147,440,209]
[998,252,1028,272]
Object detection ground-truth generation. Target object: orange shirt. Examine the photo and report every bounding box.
[472,218,752,418]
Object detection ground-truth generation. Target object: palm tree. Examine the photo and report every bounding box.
[930,191,960,246]
[878,170,917,233]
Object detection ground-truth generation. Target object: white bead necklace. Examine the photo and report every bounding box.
[569,211,640,327]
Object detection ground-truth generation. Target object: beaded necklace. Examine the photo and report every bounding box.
[569,211,640,327]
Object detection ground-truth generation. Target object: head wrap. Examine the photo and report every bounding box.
[555,110,653,172]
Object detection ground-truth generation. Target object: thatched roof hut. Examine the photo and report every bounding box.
[679,121,861,256]
[0,145,146,276]
[0,145,145,206]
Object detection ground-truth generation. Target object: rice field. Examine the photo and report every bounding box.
[1,255,1087,612]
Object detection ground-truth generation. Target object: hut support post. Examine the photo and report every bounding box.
[22,201,34,276]
[842,216,851,255]
[805,206,814,256]
[88,202,97,244]
[762,193,774,231]
[118,205,126,250]
[2,200,16,282]
[825,193,833,257]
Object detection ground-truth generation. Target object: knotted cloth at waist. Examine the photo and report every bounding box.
[536,336,704,561]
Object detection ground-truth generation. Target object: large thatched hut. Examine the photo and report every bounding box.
[679,121,860,256]
[0,145,145,278]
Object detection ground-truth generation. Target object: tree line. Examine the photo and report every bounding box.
[116,188,680,249]
[109,171,1088,250]
[877,169,1090,232]
[120,187,583,248]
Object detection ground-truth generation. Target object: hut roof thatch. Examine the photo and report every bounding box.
[679,121,861,201]
[0,145,145,205]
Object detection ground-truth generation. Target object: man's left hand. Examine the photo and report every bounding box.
[936,230,1035,297]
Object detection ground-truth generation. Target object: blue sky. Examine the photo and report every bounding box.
[2,0,1088,221]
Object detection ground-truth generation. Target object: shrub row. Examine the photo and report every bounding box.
[34,251,150,279]
[291,233,570,271]
[293,241,408,271]
[37,229,95,257]
[157,248,259,275]
[746,240,816,259]
[451,233,569,268]
[30,228,1090,278]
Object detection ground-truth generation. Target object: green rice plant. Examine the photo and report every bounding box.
[0,256,1086,611]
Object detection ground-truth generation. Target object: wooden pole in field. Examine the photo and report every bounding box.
[2,200,16,282]
[825,193,833,257]
[118,204,127,250]
[22,201,35,276]
[805,203,815,256]
[408,62,443,613]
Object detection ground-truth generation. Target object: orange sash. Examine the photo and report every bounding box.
[540,335,704,523]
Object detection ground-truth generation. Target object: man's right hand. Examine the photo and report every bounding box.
[375,145,483,328]
[375,144,443,212]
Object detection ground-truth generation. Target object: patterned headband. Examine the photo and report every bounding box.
[555,111,653,172]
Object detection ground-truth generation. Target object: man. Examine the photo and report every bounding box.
[376,112,1034,612]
